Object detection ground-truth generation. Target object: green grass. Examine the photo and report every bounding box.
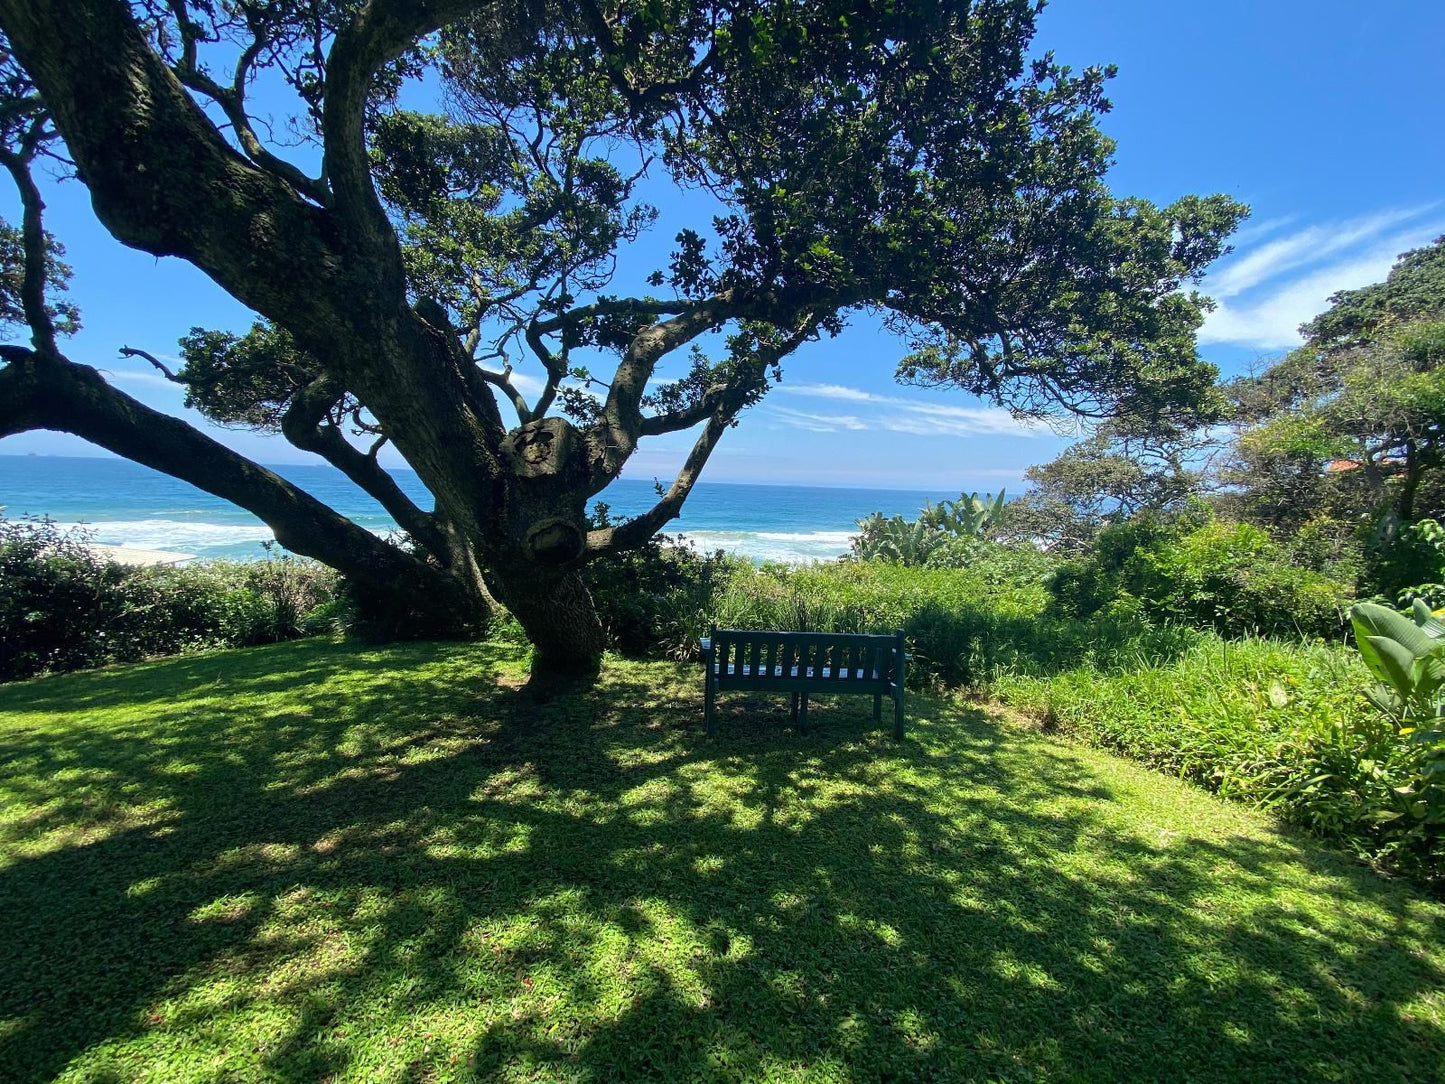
[2,638,1443,1082]
[992,636,1443,875]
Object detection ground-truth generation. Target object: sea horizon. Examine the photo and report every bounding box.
[0,454,1002,564]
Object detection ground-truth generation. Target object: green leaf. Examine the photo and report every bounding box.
[1364,634,1418,699]
[1353,602,1439,660]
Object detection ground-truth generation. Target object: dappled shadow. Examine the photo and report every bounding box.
[1,640,1442,1081]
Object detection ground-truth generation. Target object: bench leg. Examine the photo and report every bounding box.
[893,689,905,740]
[799,693,809,729]
[873,692,882,723]
[790,692,799,725]
[704,676,716,738]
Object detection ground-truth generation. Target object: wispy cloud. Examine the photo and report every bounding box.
[508,371,546,396]
[770,406,869,432]
[772,384,1043,438]
[884,402,1043,437]
[1207,205,1434,299]
[1224,214,1298,250]
[777,382,879,403]
[1201,206,1445,350]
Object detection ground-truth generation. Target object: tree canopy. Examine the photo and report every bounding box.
[0,0,1244,677]
[1226,237,1445,531]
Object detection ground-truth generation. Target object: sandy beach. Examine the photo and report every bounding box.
[82,543,195,566]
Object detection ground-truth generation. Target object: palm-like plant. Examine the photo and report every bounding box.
[852,491,1006,565]
[1350,599,1445,829]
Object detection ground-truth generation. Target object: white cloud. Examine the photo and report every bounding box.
[773,382,1043,438]
[1224,214,1298,250]
[887,402,1041,437]
[508,370,546,396]
[771,406,869,432]
[101,368,186,392]
[776,382,881,402]
[1201,219,1445,350]
[1206,205,1434,299]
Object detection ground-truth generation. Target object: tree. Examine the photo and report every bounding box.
[0,0,1244,680]
[1225,238,1445,533]
[1004,413,1212,552]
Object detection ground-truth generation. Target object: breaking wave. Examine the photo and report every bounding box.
[675,529,856,564]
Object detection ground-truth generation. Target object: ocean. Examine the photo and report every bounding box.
[0,455,962,564]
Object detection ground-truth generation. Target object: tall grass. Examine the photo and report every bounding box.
[994,637,1441,874]
[711,562,1201,686]
[693,557,1440,876]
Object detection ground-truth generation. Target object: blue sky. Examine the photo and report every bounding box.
[4,0,1444,492]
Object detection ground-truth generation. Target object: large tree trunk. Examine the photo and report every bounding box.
[0,0,722,684]
[496,569,608,680]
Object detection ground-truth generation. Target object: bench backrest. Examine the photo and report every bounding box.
[710,628,904,686]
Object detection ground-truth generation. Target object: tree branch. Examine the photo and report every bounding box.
[320,0,485,248]
[600,295,734,441]
[170,31,330,204]
[278,372,448,557]
[477,365,533,423]
[585,406,733,556]
[0,0,514,533]
[0,0,348,327]
[639,387,726,436]
[0,114,57,356]
[0,347,477,618]
[587,313,821,552]
[118,345,182,382]
[528,296,696,338]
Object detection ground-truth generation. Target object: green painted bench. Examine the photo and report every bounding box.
[699,628,907,739]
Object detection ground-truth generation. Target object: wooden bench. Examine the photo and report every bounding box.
[699,628,907,739]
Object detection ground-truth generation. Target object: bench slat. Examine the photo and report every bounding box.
[701,628,907,739]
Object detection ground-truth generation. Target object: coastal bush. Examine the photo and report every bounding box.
[1370,518,1445,609]
[993,636,1441,876]
[583,511,749,660]
[1049,510,1352,639]
[706,560,1198,687]
[849,490,1006,565]
[0,517,342,680]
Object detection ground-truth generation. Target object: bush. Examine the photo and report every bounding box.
[1365,517,1444,601]
[583,516,748,660]
[707,560,1196,688]
[1049,509,1351,640]
[1370,519,1445,609]
[0,517,342,681]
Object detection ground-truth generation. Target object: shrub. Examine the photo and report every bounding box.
[583,513,748,660]
[850,491,1006,564]
[705,560,1195,688]
[1377,519,1445,609]
[0,517,342,681]
[1049,509,1351,640]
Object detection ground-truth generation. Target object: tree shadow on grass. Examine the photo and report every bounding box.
[0,641,1442,1082]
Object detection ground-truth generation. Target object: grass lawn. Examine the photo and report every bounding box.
[2,639,1443,1082]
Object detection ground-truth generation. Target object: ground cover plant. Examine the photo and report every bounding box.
[2,637,1444,1082]
[1046,508,1352,641]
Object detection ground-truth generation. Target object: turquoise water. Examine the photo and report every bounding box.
[0,455,963,564]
